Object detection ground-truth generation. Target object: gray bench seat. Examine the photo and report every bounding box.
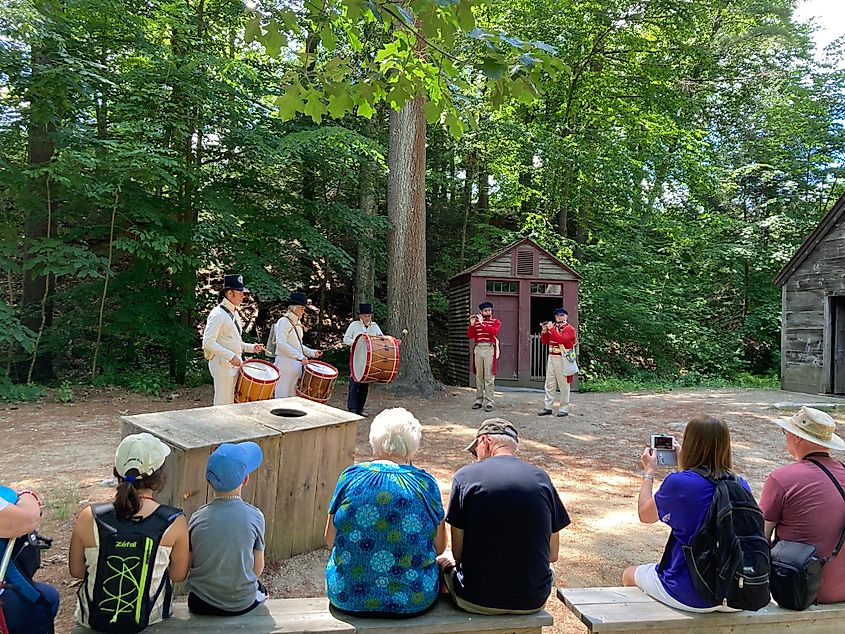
[72,597,553,633]
[558,586,845,633]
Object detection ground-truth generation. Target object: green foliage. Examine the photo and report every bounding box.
[91,367,178,397]
[57,380,74,403]
[249,0,559,132]
[0,0,843,391]
[0,378,46,403]
[0,301,37,353]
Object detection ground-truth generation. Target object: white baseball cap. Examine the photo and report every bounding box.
[115,433,171,478]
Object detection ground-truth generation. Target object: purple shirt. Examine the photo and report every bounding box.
[654,470,751,608]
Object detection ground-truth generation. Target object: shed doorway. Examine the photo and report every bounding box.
[830,296,845,394]
[529,296,562,380]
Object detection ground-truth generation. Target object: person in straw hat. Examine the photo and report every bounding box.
[759,406,845,604]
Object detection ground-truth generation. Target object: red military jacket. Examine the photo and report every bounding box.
[466,317,501,343]
[467,317,501,374]
[541,322,577,384]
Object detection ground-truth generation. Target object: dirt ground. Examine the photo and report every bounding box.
[2,383,843,633]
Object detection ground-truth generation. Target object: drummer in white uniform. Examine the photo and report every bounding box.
[342,303,383,416]
[273,291,323,398]
[202,274,265,406]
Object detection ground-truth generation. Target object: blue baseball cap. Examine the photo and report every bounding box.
[206,442,263,492]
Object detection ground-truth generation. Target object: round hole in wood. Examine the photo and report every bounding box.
[270,408,308,418]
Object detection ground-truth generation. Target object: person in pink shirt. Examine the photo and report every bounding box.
[759,406,845,604]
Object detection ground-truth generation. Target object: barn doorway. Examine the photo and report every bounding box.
[529,296,562,380]
[830,296,845,394]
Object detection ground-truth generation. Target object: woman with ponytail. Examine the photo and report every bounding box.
[324,407,445,617]
[69,433,189,631]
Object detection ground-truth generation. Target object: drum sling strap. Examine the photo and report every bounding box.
[286,316,307,378]
[219,304,241,334]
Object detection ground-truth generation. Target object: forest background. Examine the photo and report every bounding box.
[1,0,844,401]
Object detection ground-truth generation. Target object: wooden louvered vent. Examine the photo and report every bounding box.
[516,250,535,276]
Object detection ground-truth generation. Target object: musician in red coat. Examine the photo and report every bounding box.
[539,308,577,417]
[467,301,501,412]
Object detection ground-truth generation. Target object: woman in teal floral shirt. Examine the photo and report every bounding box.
[325,407,446,617]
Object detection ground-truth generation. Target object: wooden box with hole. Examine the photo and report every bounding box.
[120,398,361,560]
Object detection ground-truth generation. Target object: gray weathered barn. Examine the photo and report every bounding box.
[776,192,845,394]
[447,237,580,388]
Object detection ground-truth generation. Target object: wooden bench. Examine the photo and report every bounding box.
[71,597,553,633]
[558,586,845,633]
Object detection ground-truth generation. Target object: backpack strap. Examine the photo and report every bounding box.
[152,504,184,525]
[806,458,845,561]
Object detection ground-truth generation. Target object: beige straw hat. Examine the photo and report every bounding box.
[773,406,845,451]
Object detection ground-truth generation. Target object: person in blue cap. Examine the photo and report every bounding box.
[467,302,501,412]
[202,274,265,406]
[187,442,267,616]
[273,291,323,398]
[539,307,577,417]
[342,302,384,416]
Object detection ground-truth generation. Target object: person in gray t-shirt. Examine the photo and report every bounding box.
[188,441,268,615]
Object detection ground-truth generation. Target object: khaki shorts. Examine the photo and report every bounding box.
[442,565,547,616]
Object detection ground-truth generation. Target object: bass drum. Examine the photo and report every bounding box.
[235,359,280,403]
[296,360,338,404]
[350,335,400,384]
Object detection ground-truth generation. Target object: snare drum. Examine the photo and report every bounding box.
[296,360,338,403]
[235,359,280,403]
[350,335,400,384]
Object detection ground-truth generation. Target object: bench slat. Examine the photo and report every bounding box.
[558,587,845,633]
[72,598,553,634]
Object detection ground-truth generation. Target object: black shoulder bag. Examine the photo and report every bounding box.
[769,457,845,611]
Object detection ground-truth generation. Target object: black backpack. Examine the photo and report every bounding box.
[1,531,54,634]
[77,503,182,633]
[659,469,771,610]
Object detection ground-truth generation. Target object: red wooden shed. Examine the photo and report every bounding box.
[447,237,581,388]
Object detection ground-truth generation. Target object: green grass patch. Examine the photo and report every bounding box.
[44,485,81,522]
[580,371,780,393]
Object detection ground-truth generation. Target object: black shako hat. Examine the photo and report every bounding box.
[222,274,248,292]
[358,303,373,314]
[288,291,308,306]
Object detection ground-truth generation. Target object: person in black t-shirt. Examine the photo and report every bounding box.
[439,419,571,614]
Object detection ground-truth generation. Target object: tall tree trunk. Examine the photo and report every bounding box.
[519,149,534,217]
[477,168,489,213]
[355,158,377,311]
[558,170,570,236]
[167,0,204,384]
[459,151,476,266]
[386,96,436,395]
[21,36,57,381]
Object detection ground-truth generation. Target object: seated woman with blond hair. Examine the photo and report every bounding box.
[325,407,445,617]
[622,415,755,612]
